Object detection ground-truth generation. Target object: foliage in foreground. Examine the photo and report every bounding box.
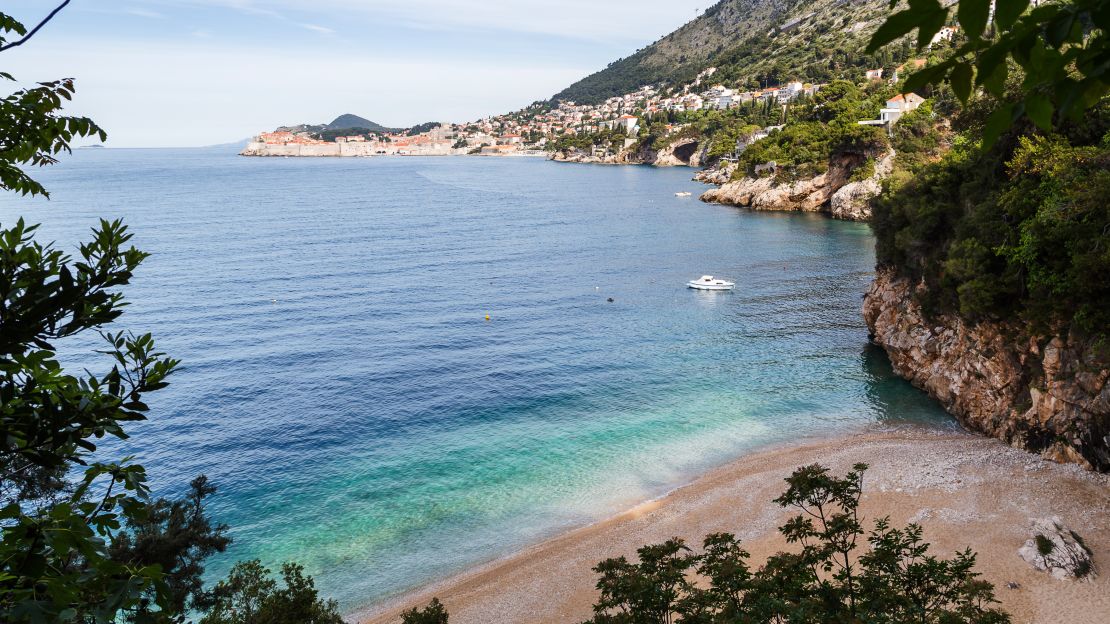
[199,560,345,624]
[585,464,1009,624]
[872,102,1110,341]
[869,0,1110,145]
[0,7,339,623]
[401,597,449,624]
[867,0,1110,345]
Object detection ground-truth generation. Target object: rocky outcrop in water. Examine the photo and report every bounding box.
[699,149,892,221]
[829,149,894,221]
[550,138,707,167]
[863,270,1110,471]
[694,161,738,185]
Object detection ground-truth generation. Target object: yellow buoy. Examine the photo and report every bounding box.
[485,315,490,321]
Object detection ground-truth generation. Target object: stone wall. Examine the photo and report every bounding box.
[240,142,342,157]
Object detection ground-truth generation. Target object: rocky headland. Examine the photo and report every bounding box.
[549,138,708,167]
[864,270,1110,472]
[699,148,894,222]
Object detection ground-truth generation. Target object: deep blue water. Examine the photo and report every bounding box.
[0,149,952,611]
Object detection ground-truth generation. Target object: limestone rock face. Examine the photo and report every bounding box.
[551,139,706,167]
[829,149,894,221]
[694,161,738,185]
[1018,517,1095,580]
[699,150,885,221]
[700,173,832,212]
[863,270,1110,471]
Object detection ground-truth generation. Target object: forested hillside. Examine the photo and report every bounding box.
[553,0,896,104]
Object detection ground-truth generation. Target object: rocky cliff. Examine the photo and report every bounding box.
[550,138,709,167]
[864,270,1110,471]
[699,149,892,221]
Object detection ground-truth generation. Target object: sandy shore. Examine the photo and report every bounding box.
[354,426,1109,624]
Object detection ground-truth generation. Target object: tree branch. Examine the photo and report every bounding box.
[0,1,72,53]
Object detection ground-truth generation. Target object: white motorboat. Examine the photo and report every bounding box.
[675,191,693,197]
[687,275,735,290]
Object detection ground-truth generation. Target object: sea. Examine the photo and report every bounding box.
[0,149,954,611]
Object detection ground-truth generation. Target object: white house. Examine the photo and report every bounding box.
[885,93,926,114]
[616,115,639,134]
[930,25,959,47]
[859,92,927,133]
[717,88,735,109]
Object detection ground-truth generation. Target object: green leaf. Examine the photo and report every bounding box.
[957,0,991,39]
[950,62,974,103]
[980,60,1008,96]
[1025,94,1054,130]
[982,103,1016,149]
[916,8,949,50]
[903,63,950,93]
[1046,11,1077,48]
[867,9,922,52]
[995,0,1031,30]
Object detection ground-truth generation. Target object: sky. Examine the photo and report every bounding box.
[2,0,710,147]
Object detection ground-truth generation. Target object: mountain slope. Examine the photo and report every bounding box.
[553,0,893,104]
[326,114,397,133]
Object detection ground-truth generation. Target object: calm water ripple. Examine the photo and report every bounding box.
[0,149,954,611]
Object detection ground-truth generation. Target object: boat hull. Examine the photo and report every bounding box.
[687,282,734,291]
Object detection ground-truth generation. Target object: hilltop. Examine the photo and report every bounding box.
[552,0,894,105]
[325,114,398,133]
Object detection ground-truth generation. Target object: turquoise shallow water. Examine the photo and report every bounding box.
[0,149,954,610]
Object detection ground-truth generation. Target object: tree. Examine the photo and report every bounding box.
[869,0,1110,145]
[1,6,229,622]
[0,214,180,620]
[0,5,105,197]
[110,476,232,622]
[401,598,449,624]
[585,464,1010,624]
[200,561,346,624]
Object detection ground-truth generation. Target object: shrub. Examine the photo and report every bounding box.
[585,464,1009,624]
[871,105,1110,341]
[401,598,449,624]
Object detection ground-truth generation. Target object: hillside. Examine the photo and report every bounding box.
[552,0,894,104]
[326,113,398,133]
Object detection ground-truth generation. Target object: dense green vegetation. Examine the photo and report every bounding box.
[867,0,1110,144]
[312,127,386,142]
[549,127,631,154]
[735,81,890,180]
[200,561,345,624]
[406,122,441,136]
[870,0,1110,343]
[873,103,1110,340]
[584,464,1008,624]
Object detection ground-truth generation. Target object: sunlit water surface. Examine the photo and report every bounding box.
[0,149,953,611]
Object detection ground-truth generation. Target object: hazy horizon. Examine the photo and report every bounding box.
[3,0,710,147]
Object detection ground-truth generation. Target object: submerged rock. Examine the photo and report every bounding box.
[1018,517,1095,580]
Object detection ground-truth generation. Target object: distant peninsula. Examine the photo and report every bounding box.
[240,113,544,158]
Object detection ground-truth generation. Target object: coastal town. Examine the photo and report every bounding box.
[242,54,938,160]
[242,68,835,158]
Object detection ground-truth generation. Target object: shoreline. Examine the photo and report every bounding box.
[352,425,1109,624]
